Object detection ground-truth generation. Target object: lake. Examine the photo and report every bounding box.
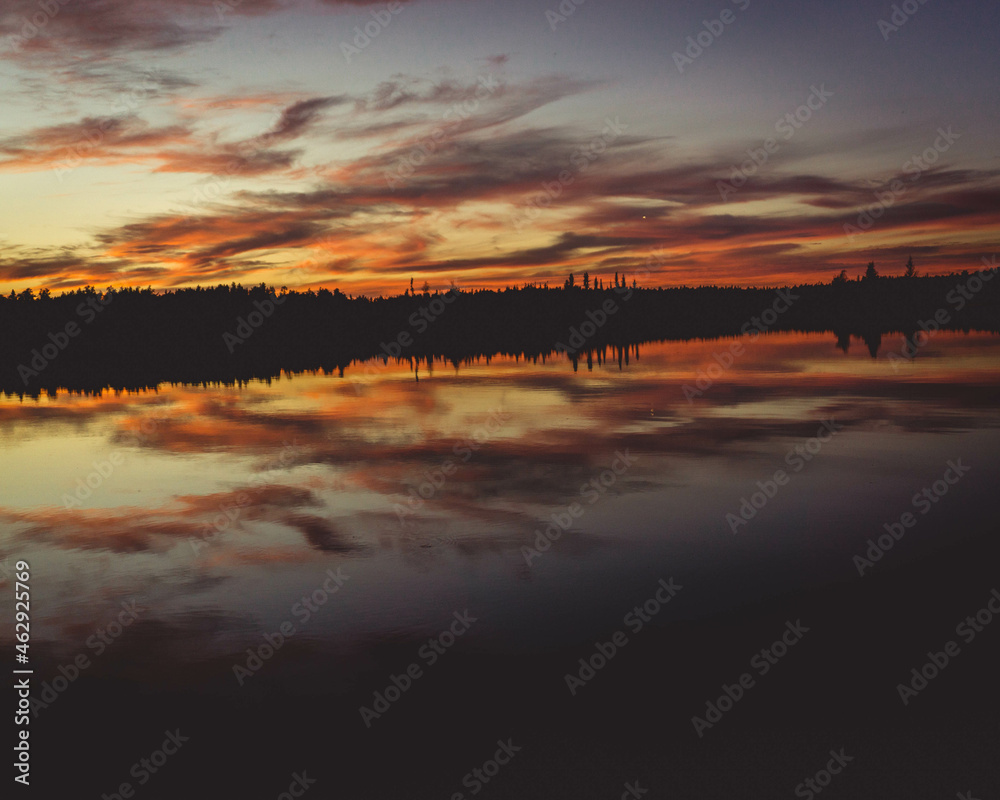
[3,330,998,798]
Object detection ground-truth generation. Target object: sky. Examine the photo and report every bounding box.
[0,0,998,296]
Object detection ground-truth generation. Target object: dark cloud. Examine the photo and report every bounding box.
[0,0,421,68]
[0,115,192,171]
[0,90,345,177]
[267,95,348,141]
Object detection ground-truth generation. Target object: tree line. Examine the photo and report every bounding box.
[1,263,997,396]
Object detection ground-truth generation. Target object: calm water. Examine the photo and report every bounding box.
[3,330,999,798]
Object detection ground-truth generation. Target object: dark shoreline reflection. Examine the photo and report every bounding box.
[1,327,996,398]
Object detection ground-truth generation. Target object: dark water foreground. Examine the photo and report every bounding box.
[22,521,1000,798]
[3,332,999,798]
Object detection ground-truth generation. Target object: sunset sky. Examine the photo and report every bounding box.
[1,0,998,296]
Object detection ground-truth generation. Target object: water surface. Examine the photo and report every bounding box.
[3,330,998,798]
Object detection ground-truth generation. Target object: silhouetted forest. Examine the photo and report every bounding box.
[2,267,998,396]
